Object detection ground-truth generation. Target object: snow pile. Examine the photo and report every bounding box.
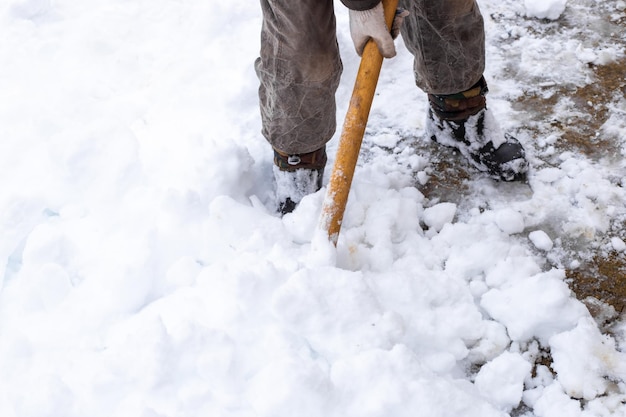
[0,0,625,417]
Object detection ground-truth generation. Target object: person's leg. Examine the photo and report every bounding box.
[256,0,341,155]
[399,0,484,95]
[399,0,528,181]
[256,0,341,213]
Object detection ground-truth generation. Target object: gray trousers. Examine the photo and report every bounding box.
[256,0,485,155]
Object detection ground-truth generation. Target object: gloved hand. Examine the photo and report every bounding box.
[349,3,409,58]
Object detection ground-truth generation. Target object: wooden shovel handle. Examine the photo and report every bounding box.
[318,0,399,245]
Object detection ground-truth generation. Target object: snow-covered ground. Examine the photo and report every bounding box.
[0,0,625,416]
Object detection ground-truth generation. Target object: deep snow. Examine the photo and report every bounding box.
[0,0,625,416]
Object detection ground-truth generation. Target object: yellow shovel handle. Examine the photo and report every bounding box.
[318,0,399,245]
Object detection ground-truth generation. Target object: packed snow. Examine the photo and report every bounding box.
[0,0,625,416]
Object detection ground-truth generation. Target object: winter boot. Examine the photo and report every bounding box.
[425,77,528,181]
[273,147,327,215]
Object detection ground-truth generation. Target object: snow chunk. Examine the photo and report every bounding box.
[525,0,567,20]
[575,45,619,66]
[550,317,626,400]
[610,237,626,252]
[468,321,511,364]
[535,167,565,183]
[529,230,554,251]
[369,132,401,149]
[575,45,599,65]
[533,382,583,417]
[494,208,525,235]
[475,352,532,412]
[423,202,456,232]
[481,269,588,343]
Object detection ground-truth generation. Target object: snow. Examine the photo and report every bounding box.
[0,0,625,417]
[529,230,554,251]
[612,237,626,252]
[423,202,457,233]
[475,351,532,411]
[550,317,626,400]
[525,0,568,20]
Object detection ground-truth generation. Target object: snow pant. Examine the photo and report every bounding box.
[255,0,485,155]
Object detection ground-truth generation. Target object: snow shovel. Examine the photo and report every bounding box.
[318,0,399,246]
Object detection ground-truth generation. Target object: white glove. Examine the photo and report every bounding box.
[348,3,409,58]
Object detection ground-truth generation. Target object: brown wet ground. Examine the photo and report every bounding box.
[419,57,626,328]
[382,1,626,337]
[430,0,626,328]
[521,58,626,327]
[400,4,626,409]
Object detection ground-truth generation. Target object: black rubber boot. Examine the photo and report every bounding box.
[426,77,528,182]
[273,147,327,215]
